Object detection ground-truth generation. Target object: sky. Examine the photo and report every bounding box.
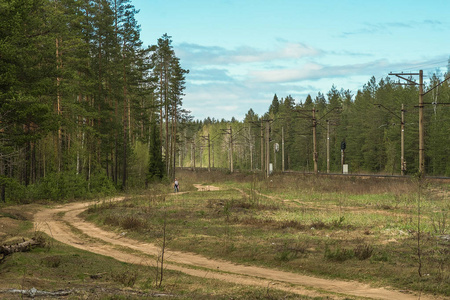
[131,0,450,121]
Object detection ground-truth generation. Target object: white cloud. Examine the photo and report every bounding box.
[340,19,447,38]
[248,63,323,83]
[177,41,321,66]
[247,59,426,84]
[176,35,449,121]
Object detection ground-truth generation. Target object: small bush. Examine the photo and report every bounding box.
[275,241,307,261]
[6,170,115,202]
[331,216,346,228]
[354,243,374,260]
[279,220,306,230]
[310,220,326,230]
[121,215,146,231]
[277,248,294,262]
[104,214,121,227]
[371,251,389,262]
[431,208,448,234]
[41,255,62,268]
[111,269,139,287]
[324,245,354,262]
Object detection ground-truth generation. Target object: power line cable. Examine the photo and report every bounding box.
[401,60,448,75]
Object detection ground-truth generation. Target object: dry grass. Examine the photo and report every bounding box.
[0,204,317,299]
[84,169,450,297]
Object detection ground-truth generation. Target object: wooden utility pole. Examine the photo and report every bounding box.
[252,119,273,175]
[389,71,424,175]
[294,108,320,174]
[282,126,285,172]
[265,121,270,178]
[375,103,405,175]
[418,70,424,175]
[208,133,211,172]
[248,126,253,171]
[312,108,318,174]
[221,127,233,172]
[260,119,264,173]
[230,126,233,173]
[327,120,330,174]
[401,104,406,175]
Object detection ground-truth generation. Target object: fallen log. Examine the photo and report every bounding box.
[0,238,42,261]
[0,287,72,297]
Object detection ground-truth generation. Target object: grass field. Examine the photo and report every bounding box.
[83,170,449,297]
[0,204,311,299]
[0,169,449,299]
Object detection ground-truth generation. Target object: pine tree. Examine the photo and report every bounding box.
[0,0,56,190]
[269,94,280,115]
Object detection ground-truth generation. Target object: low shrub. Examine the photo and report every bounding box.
[354,243,374,260]
[41,255,62,268]
[371,251,389,262]
[111,268,139,287]
[121,215,146,231]
[324,245,354,262]
[275,241,307,261]
[5,170,116,202]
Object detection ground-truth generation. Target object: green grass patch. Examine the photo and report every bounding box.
[84,170,450,297]
[0,207,320,299]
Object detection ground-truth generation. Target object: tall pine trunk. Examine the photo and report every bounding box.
[122,52,128,189]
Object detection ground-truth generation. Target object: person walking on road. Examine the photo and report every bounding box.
[174,178,179,193]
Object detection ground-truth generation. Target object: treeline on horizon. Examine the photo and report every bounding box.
[184,73,450,179]
[1,1,449,203]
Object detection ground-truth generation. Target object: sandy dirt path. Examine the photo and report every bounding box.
[33,193,437,300]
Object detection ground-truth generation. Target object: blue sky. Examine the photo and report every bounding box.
[131,0,450,121]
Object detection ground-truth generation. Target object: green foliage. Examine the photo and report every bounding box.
[37,172,87,200]
[88,170,116,196]
[324,245,355,262]
[82,170,450,296]
[147,119,165,183]
[0,0,189,200]
[180,74,450,176]
[5,170,115,203]
[127,140,150,188]
[353,243,374,260]
[111,267,139,287]
[2,0,450,207]
[2,177,27,203]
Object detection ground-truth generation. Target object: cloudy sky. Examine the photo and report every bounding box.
[132,0,450,121]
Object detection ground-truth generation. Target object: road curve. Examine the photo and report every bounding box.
[33,197,438,300]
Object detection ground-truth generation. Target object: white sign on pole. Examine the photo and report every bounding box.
[343,164,348,174]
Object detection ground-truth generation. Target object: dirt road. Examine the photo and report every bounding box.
[33,194,437,300]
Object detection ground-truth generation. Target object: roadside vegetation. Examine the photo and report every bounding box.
[0,203,310,299]
[84,169,450,297]
[1,169,448,299]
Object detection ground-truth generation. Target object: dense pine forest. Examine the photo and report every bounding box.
[0,0,189,202]
[1,0,449,203]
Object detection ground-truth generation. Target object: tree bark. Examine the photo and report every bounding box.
[0,238,42,259]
